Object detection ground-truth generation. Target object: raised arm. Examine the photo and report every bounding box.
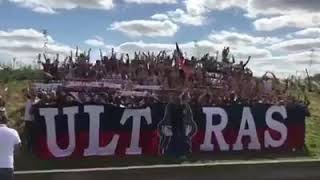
[70,50,73,61]
[43,53,47,61]
[37,53,42,63]
[198,90,208,104]
[244,56,251,67]
[269,71,278,81]
[111,48,114,57]
[56,53,59,61]
[232,55,235,64]
[100,49,103,60]
[143,52,148,59]
[87,48,92,60]
[75,46,79,57]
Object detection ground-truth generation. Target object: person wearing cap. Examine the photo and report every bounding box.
[0,108,21,180]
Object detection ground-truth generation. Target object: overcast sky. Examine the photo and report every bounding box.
[0,0,320,77]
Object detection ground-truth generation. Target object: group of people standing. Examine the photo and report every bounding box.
[31,45,300,108]
[0,45,310,180]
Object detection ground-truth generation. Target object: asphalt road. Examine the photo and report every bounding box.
[15,160,320,180]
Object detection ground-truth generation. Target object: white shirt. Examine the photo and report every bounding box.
[24,99,33,121]
[0,125,21,168]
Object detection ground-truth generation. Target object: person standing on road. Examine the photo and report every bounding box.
[23,90,35,152]
[0,107,21,180]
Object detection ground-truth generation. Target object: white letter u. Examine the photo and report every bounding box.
[40,107,77,158]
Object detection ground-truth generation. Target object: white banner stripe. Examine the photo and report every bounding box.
[15,158,320,175]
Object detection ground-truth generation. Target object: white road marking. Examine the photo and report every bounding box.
[15,158,320,175]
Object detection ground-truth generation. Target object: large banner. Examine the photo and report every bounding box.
[32,104,306,159]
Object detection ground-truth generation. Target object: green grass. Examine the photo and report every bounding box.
[0,70,320,170]
[305,92,320,156]
[0,68,44,83]
[0,81,27,131]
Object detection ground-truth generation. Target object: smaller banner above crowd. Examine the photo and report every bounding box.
[33,82,63,91]
[64,80,122,90]
[33,80,162,92]
[31,103,306,159]
[64,80,161,91]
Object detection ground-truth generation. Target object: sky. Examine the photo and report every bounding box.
[0,0,320,77]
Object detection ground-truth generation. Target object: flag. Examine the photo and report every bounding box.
[175,43,186,67]
[175,43,193,79]
[176,42,183,58]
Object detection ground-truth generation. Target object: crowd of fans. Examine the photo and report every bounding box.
[0,44,310,160]
[25,45,307,108]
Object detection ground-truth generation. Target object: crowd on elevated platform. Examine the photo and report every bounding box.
[21,44,308,108]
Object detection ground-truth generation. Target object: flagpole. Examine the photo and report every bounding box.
[309,48,314,76]
[41,29,49,69]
